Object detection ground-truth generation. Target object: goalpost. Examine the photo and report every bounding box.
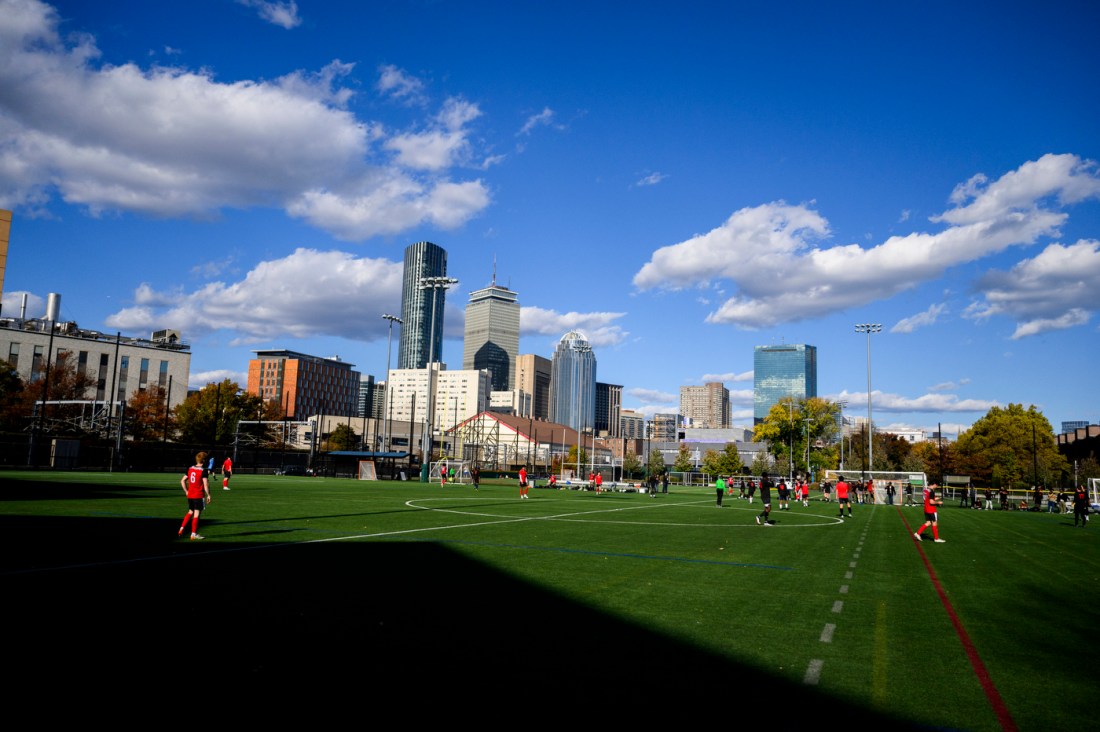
[824,469,927,504]
[1089,478,1100,510]
[357,460,378,481]
[429,460,473,485]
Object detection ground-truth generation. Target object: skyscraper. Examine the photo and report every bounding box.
[516,354,552,421]
[397,241,447,370]
[462,279,519,392]
[680,382,731,428]
[595,382,623,437]
[753,344,818,423]
[549,330,597,432]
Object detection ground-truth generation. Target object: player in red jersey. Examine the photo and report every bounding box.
[222,456,233,490]
[914,483,945,543]
[519,465,529,499]
[836,475,852,518]
[179,452,212,540]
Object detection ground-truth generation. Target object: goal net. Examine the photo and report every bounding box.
[1089,478,1100,509]
[823,470,927,504]
[358,460,378,481]
[429,460,472,485]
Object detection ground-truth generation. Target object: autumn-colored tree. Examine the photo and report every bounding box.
[126,385,173,441]
[17,352,99,434]
[174,379,263,446]
[955,404,1069,488]
[753,397,841,475]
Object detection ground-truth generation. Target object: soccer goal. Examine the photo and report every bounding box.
[358,460,378,481]
[823,470,927,504]
[1089,478,1100,510]
[429,460,473,485]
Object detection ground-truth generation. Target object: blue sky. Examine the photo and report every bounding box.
[2,0,1099,435]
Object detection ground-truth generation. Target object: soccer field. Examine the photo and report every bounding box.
[2,471,1095,728]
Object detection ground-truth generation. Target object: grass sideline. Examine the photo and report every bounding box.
[2,470,1096,727]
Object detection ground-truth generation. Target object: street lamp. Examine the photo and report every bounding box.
[419,276,458,466]
[381,313,402,454]
[836,399,848,470]
[854,323,881,472]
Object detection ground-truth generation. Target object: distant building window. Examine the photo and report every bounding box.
[7,342,19,367]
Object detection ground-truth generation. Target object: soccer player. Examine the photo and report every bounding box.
[715,475,726,507]
[595,471,604,494]
[914,482,946,543]
[777,479,789,510]
[1073,485,1089,527]
[222,456,233,490]
[755,472,773,526]
[471,465,480,491]
[179,452,212,540]
[836,475,852,518]
[519,465,529,499]
[746,478,757,504]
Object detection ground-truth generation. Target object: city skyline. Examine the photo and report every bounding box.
[1,1,1098,436]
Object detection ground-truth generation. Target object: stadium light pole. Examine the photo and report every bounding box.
[855,324,882,471]
[419,276,458,468]
[381,314,402,455]
[836,399,848,471]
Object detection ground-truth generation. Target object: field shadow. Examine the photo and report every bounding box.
[3,511,921,727]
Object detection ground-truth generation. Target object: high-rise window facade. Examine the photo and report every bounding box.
[549,331,597,432]
[753,344,817,424]
[397,241,448,370]
[680,382,730,428]
[462,282,519,392]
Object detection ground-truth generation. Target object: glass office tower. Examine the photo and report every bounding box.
[397,241,448,370]
[549,330,597,432]
[753,344,817,424]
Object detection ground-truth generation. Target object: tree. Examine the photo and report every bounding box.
[174,379,263,446]
[754,397,840,476]
[751,450,774,476]
[955,404,1070,488]
[646,446,666,477]
[0,361,26,431]
[324,423,358,451]
[702,443,744,476]
[18,352,99,435]
[672,443,694,472]
[126,385,173,441]
[563,444,589,476]
[622,450,643,478]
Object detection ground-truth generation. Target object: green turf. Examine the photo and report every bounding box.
[2,471,1095,727]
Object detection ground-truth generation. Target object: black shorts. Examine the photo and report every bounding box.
[759,491,771,505]
[924,511,938,522]
[188,497,205,511]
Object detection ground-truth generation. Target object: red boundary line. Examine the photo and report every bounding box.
[900,509,1018,732]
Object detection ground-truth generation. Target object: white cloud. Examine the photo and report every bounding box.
[520,306,628,347]
[382,98,483,171]
[0,290,45,318]
[237,0,302,29]
[729,388,754,406]
[105,248,403,341]
[965,239,1100,338]
[626,387,676,404]
[189,369,248,389]
[899,209,911,222]
[634,172,667,187]
[519,107,556,136]
[0,2,489,239]
[633,154,1100,329]
[834,389,998,413]
[891,302,947,333]
[700,370,753,382]
[928,378,970,393]
[376,64,427,105]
